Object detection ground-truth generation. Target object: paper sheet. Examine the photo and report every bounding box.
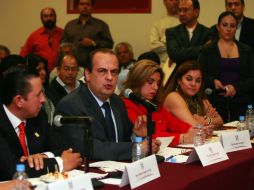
[223,120,238,127]
[156,136,174,150]
[90,161,130,172]
[100,178,122,185]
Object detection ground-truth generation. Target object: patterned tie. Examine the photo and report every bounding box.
[101,102,116,141]
[18,122,28,156]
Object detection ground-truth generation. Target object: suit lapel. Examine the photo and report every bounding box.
[179,25,190,45]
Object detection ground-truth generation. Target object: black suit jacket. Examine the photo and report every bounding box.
[55,84,133,161]
[166,23,210,66]
[45,78,68,107]
[0,105,66,180]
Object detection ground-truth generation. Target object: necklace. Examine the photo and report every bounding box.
[218,40,235,58]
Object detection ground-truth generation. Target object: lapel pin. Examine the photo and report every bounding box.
[35,132,40,137]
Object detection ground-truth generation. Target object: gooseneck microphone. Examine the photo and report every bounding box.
[124,88,157,111]
[53,115,93,127]
[204,88,227,95]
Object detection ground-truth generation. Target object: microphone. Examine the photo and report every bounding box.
[53,115,93,127]
[204,88,226,95]
[124,88,157,111]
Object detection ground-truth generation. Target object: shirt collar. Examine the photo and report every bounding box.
[3,105,25,130]
[87,86,110,107]
[56,77,80,94]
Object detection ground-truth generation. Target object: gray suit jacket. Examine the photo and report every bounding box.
[55,84,133,161]
[166,23,210,66]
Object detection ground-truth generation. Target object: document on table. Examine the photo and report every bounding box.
[156,136,174,150]
[157,147,191,162]
[90,161,130,172]
[223,120,238,127]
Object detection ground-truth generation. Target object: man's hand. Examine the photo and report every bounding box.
[61,148,82,172]
[142,139,161,155]
[20,153,47,170]
[133,115,147,137]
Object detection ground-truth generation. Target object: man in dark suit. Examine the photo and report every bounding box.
[0,68,81,180]
[166,0,210,67]
[56,48,161,161]
[46,54,82,106]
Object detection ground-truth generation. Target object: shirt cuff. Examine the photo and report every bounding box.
[55,157,63,172]
[43,152,54,158]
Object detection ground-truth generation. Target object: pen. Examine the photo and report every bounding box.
[165,155,175,162]
[31,185,37,189]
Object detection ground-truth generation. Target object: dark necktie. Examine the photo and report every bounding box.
[18,122,29,156]
[102,102,116,141]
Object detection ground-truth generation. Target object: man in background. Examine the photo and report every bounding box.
[61,0,114,67]
[20,7,63,71]
[46,54,81,106]
[150,0,179,65]
[114,42,136,92]
[166,0,210,67]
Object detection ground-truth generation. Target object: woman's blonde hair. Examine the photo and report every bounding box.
[122,59,164,105]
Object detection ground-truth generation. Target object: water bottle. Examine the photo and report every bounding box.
[237,116,247,131]
[12,164,29,190]
[246,105,254,137]
[194,124,205,147]
[132,137,145,162]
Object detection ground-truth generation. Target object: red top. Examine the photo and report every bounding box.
[123,98,191,145]
[20,26,63,71]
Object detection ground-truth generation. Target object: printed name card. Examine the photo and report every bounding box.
[47,174,94,190]
[120,154,160,189]
[221,130,252,153]
[187,142,228,167]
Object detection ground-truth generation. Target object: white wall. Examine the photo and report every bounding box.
[0,0,254,58]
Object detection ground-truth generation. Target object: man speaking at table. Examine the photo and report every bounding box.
[55,48,161,161]
[0,67,82,181]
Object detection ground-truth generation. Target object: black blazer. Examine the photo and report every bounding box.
[166,23,211,65]
[55,83,133,161]
[0,105,66,180]
[198,40,254,96]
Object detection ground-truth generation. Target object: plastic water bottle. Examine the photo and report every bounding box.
[246,105,254,137]
[194,124,205,147]
[132,137,145,162]
[237,116,247,131]
[12,164,28,190]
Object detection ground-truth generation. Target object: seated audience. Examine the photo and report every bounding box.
[55,48,160,161]
[163,61,223,127]
[115,42,136,92]
[122,59,195,145]
[25,54,55,124]
[46,54,81,106]
[0,45,10,63]
[0,67,81,180]
[199,11,254,122]
[49,42,84,83]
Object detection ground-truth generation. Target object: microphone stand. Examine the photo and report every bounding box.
[145,104,157,156]
[83,122,92,173]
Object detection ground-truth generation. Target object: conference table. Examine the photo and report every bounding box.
[101,147,254,190]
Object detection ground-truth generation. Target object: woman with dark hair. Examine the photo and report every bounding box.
[25,54,54,124]
[199,11,254,122]
[122,59,195,145]
[163,60,223,127]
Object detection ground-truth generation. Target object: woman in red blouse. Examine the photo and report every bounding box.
[122,59,195,145]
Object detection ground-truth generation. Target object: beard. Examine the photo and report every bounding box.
[42,20,56,29]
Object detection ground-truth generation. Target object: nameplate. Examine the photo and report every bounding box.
[186,142,228,167]
[47,174,94,190]
[221,130,252,153]
[119,154,160,189]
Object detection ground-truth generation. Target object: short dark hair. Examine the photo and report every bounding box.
[218,11,238,25]
[225,0,244,6]
[1,67,39,105]
[192,0,200,10]
[0,45,10,56]
[138,51,161,65]
[86,48,117,72]
[56,54,78,68]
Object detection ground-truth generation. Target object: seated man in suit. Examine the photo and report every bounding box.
[166,0,211,67]
[46,54,82,106]
[0,67,82,180]
[56,48,161,161]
